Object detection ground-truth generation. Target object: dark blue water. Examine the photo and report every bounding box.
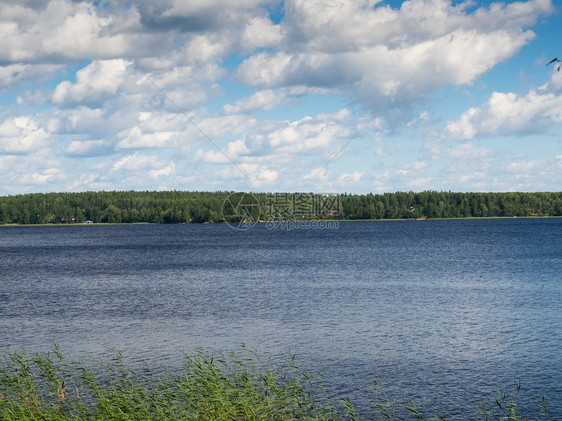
[1,219,561,418]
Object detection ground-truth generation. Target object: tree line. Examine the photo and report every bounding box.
[0,190,560,225]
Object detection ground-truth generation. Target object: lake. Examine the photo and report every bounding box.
[0,219,561,418]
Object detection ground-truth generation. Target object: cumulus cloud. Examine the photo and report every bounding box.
[216,163,279,188]
[149,162,176,178]
[65,139,111,157]
[0,63,62,89]
[48,106,108,134]
[137,0,263,33]
[304,167,329,181]
[116,127,178,149]
[195,138,250,164]
[0,0,559,194]
[112,152,171,172]
[221,86,330,115]
[0,146,68,193]
[0,0,275,67]
[268,109,353,154]
[222,89,293,115]
[495,156,562,190]
[0,0,144,62]
[444,89,562,140]
[459,172,485,184]
[52,59,132,107]
[0,116,49,154]
[248,166,279,187]
[19,167,65,185]
[241,16,283,50]
[339,171,364,183]
[235,0,552,107]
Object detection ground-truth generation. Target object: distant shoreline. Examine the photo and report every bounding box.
[1,191,560,224]
[2,215,561,227]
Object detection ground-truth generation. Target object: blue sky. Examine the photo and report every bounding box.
[0,0,560,195]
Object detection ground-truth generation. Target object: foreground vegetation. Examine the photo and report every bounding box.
[0,347,551,420]
[0,190,561,225]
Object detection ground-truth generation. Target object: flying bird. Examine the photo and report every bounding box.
[546,58,562,71]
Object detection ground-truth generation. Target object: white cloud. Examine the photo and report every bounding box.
[485,156,562,190]
[221,86,331,115]
[196,114,260,140]
[195,138,250,164]
[0,0,559,195]
[0,116,49,154]
[0,0,143,62]
[112,153,169,172]
[241,17,283,50]
[116,127,177,149]
[249,167,279,187]
[65,139,110,157]
[235,52,294,88]
[547,68,562,91]
[222,89,291,115]
[19,167,65,185]
[184,35,229,63]
[0,147,67,193]
[52,59,132,106]
[444,89,562,140]
[339,171,364,183]
[459,172,485,184]
[0,0,279,72]
[411,161,427,170]
[66,174,100,191]
[268,110,352,154]
[503,160,543,173]
[41,5,130,59]
[158,0,262,19]
[49,106,107,134]
[446,142,496,161]
[235,0,552,107]
[304,167,329,181]
[216,163,279,187]
[149,162,176,178]
[0,63,62,89]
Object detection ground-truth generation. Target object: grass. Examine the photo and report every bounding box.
[0,345,551,420]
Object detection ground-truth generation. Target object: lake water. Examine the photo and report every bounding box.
[1,219,561,418]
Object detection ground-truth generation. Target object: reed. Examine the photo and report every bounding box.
[0,346,551,420]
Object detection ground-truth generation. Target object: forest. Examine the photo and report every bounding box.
[0,190,561,225]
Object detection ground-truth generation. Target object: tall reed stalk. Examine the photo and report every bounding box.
[0,346,551,420]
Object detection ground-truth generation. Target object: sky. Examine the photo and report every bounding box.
[0,0,561,195]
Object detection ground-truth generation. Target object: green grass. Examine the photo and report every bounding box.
[0,345,551,420]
